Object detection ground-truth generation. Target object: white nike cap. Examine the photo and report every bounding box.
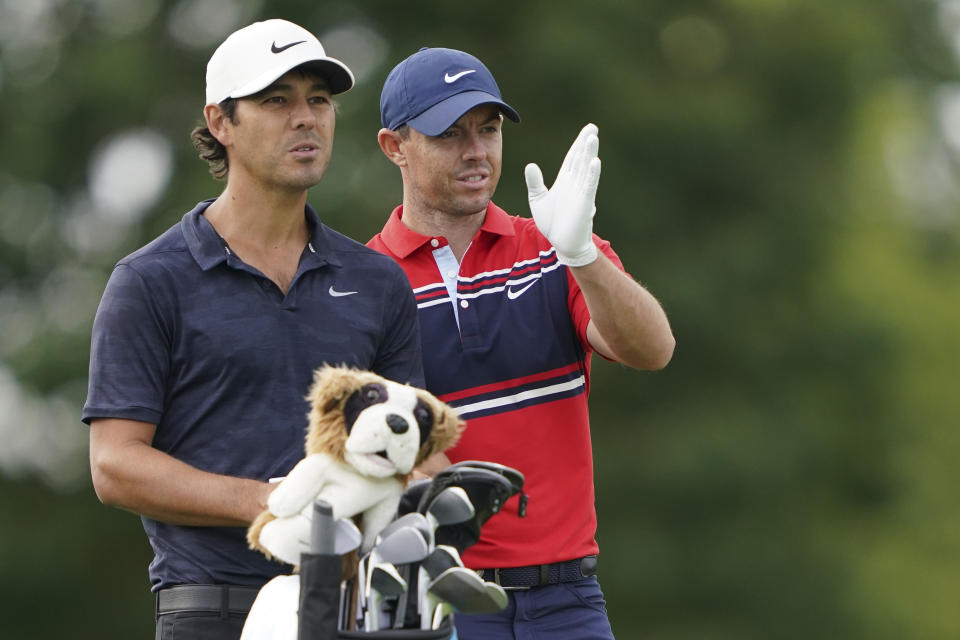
[205,18,354,105]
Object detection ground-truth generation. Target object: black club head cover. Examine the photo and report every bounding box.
[418,463,526,553]
[447,460,525,496]
[397,477,432,517]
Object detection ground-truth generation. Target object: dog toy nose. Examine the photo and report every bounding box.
[386,413,410,434]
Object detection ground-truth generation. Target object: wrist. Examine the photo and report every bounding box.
[557,242,598,267]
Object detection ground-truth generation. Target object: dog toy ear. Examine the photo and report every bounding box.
[436,402,465,449]
[305,365,372,458]
[415,395,464,464]
[307,365,363,415]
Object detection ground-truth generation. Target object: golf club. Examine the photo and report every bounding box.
[364,562,407,630]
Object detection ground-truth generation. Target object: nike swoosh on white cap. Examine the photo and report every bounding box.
[444,70,476,83]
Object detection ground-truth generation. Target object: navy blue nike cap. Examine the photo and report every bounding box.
[380,47,520,136]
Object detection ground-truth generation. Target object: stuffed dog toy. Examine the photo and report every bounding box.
[247,365,464,565]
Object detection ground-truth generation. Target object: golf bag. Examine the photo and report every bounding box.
[297,460,525,638]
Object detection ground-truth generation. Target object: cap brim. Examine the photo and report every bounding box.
[226,54,355,102]
[298,59,354,94]
[406,90,520,136]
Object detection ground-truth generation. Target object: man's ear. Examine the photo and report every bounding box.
[377,128,406,168]
[204,103,233,147]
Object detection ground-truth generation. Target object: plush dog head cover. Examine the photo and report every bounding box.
[305,366,463,478]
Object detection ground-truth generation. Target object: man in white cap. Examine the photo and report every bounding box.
[369,47,675,638]
[83,19,424,639]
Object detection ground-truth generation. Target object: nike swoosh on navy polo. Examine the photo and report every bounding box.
[328,286,358,297]
[506,280,537,299]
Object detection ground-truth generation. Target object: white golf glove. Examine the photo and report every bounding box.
[525,123,602,267]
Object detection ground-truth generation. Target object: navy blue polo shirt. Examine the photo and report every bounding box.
[83,199,423,590]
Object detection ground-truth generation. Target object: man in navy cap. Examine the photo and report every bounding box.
[84,20,424,640]
[369,47,675,639]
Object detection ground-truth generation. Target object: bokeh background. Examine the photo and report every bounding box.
[2,0,959,638]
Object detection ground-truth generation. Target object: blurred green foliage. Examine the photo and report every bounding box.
[2,0,959,638]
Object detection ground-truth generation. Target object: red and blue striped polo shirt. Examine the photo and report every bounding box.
[369,202,625,569]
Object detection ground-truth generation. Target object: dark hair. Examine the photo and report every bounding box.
[190,98,238,180]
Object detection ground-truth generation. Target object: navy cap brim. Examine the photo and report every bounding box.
[405,90,521,136]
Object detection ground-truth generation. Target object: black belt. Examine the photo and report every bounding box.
[478,555,598,590]
[156,585,260,618]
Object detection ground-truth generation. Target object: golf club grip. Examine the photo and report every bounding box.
[311,499,335,554]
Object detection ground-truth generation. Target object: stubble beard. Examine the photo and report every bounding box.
[445,193,491,218]
[275,156,330,192]
[444,173,498,217]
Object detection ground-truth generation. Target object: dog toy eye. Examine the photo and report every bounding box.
[363,385,383,403]
[413,399,434,446]
[413,399,433,429]
[414,406,430,423]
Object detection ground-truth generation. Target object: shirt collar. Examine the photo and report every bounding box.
[378,201,516,259]
[182,199,342,271]
[302,204,343,269]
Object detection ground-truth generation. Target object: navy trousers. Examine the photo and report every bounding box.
[454,575,615,640]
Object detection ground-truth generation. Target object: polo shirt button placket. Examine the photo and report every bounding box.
[259,279,283,303]
[457,293,482,348]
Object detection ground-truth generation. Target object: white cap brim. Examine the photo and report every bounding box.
[221,51,354,102]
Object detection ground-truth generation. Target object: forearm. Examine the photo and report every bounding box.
[412,452,452,480]
[526,123,675,369]
[90,420,272,526]
[573,252,675,370]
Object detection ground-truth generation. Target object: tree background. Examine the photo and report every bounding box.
[2,0,959,638]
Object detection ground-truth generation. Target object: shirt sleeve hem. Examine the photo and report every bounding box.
[81,406,162,426]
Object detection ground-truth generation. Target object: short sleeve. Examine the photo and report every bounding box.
[82,264,171,425]
[371,263,426,388]
[565,234,627,355]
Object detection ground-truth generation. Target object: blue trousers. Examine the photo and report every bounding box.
[454,576,615,640]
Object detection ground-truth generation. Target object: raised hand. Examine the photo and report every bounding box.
[524,123,602,267]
